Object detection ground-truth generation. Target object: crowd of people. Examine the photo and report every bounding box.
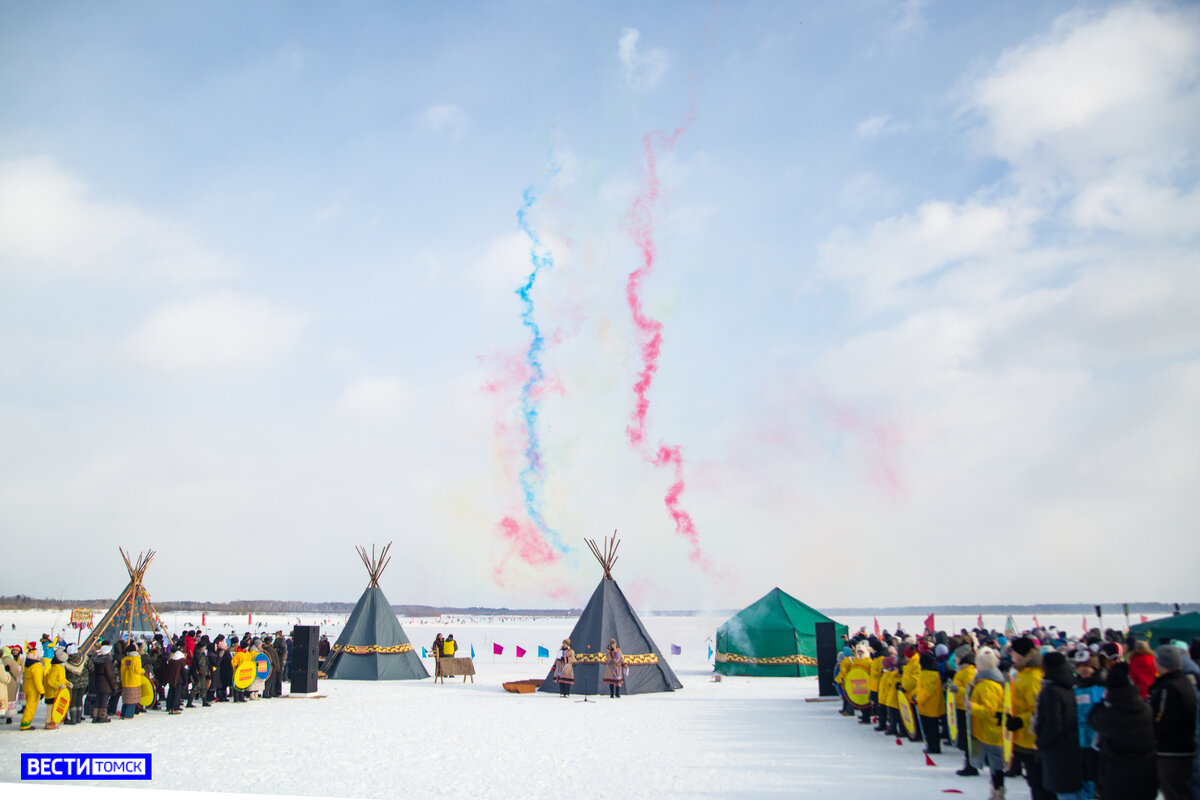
[834,625,1200,800]
[1,629,293,731]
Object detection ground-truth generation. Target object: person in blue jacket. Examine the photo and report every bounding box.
[1072,648,1105,799]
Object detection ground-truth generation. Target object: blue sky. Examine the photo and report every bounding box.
[2,1,1197,609]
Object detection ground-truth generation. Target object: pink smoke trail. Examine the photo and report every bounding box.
[623,102,715,576]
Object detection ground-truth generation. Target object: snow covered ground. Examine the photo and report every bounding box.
[0,609,1156,800]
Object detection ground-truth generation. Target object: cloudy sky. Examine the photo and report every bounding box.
[1,2,1197,611]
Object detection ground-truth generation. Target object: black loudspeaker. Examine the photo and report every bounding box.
[291,625,319,694]
[815,621,837,697]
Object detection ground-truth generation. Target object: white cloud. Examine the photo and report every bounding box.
[618,28,669,90]
[125,291,306,371]
[855,114,906,139]
[0,156,235,281]
[967,4,1200,170]
[419,104,467,139]
[818,199,1038,307]
[339,377,410,414]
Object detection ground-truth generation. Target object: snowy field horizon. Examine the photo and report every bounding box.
[0,608,1182,800]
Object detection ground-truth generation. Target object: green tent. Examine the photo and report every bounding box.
[1127,612,1200,648]
[715,587,847,677]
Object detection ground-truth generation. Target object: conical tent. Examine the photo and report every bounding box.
[539,536,682,695]
[715,587,847,677]
[323,543,428,680]
[80,549,170,653]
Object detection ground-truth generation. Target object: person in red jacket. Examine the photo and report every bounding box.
[1127,635,1158,700]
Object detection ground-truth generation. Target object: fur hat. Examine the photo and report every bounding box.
[976,648,999,672]
[1010,636,1036,657]
[98,644,112,656]
[1155,644,1183,672]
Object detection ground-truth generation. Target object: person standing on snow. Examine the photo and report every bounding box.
[1033,651,1082,797]
[1149,644,1198,800]
[604,639,625,699]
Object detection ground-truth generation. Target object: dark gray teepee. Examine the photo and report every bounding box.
[539,535,682,695]
[323,543,428,681]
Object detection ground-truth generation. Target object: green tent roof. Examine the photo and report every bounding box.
[715,587,846,677]
[1127,612,1200,647]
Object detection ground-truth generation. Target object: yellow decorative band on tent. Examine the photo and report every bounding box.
[715,652,818,666]
[331,643,414,655]
[572,652,659,665]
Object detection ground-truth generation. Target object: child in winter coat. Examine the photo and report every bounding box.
[967,648,1007,800]
[914,652,946,754]
[952,648,978,776]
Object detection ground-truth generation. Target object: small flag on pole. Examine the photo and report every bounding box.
[924,613,935,634]
[977,613,984,629]
[1033,615,1040,628]
[493,642,503,655]
[1082,616,1088,634]
[422,647,427,658]
[201,613,205,626]
[537,645,549,658]
[874,617,880,638]
[670,644,681,655]
[470,644,475,659]
[708,645,713,659]
[248,613,252,625]
[516,646,526,658]
[1140,615,1148,624]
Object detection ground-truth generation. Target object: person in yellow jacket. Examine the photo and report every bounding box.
[951,648,979,776]
[914,652,947,753]
[868,646,885,728]
[42,648,70,730]
[966,648,1008,799]
[878,656,901,735]
[119,643,145,719]
[835,645,855,716]
[1006,637,1044,796]
[230,643,254,703]
[851,644,875,724]
[21,644,45,730]
[896,645,922,740]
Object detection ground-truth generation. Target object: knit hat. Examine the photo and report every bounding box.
[882,656,897,671]
[1155,644,1183,672]
[1010,636,1036,657]
[1106,661,1131,688]
[976,648,999,672]
[934,643,949,658]
[1044,651,1067,671]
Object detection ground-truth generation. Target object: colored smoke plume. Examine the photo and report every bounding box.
[622,102,715,576]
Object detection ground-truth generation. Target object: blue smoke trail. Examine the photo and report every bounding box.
[515,169,566,554]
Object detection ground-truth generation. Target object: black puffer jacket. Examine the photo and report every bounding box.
[1149,669,1198,757]
[1089,680,1157,800]
[1035,654,1082,793]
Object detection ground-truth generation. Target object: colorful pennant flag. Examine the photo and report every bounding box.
[670,644,681,655]
[874,617,880,638]
[493,642,503,655]
[537,645,549,658]
[471,644,475,659]
[201,613,206,626]
[977,613,984,629]
[1140,615,1148,624]
[1082,616,1088,634]
[1033,615,1040,628]
[708,645,713,659]
[924,613,935,634]
[422,647,427,658]
[516,646,526,658]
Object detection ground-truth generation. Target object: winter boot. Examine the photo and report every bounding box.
[987,787,1005,800]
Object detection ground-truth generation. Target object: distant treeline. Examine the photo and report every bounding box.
[1,595,1192,617]
[0,595,580,617]
[826,603,1198,616]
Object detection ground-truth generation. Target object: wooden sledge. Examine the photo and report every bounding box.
[502,679,544,694]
